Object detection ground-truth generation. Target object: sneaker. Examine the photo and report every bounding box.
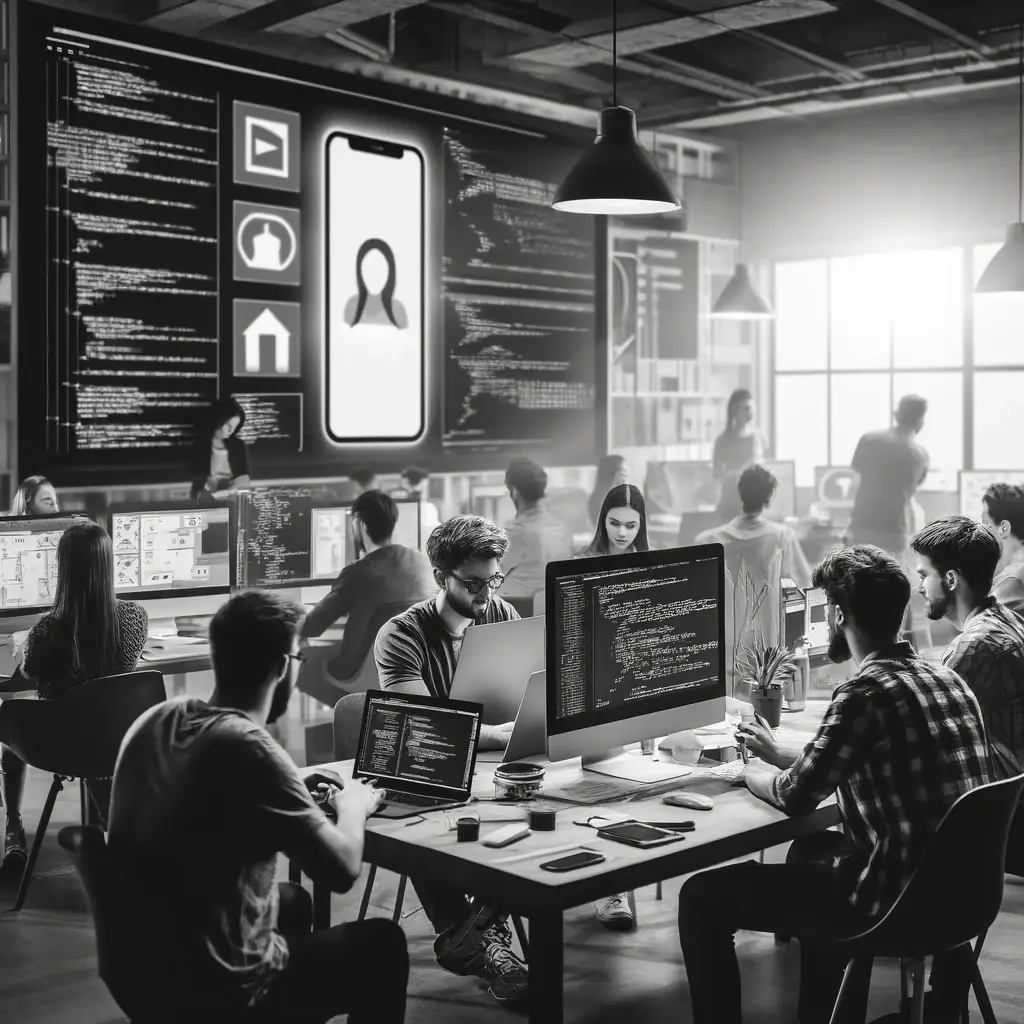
[596,892,635,931]
[434,911,528,1005]
[0,824,27,885]
[477,937,528,1006]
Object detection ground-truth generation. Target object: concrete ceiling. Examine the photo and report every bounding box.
[30,0,1024,133]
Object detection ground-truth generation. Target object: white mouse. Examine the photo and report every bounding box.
[663,792,715,811]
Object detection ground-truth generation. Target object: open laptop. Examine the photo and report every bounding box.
[353,690,482,819]
[502,669,546,763]
[448,615,545,724]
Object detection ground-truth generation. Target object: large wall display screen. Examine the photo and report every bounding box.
[17,8,601,486]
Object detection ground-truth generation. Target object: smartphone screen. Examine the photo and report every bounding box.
[541,851,606,872]
[325,132,424,443]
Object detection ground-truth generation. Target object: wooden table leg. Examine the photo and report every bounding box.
[527,908,563,1024]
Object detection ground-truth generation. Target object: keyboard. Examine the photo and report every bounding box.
[705,760,748,786]
[140,642,211,663]
[544,776,649,805]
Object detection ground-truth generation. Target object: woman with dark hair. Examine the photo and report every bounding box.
[0,522,148,880]
[577,483,650,558]
[344,239,408,329]
[712,389,768,521]
[588,455,628,527]
[190,396,251,504]
[9,475,59,516]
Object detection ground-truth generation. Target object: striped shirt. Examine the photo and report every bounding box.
[770,642,990,917]
[374,596,520,699]
[942,596,1024,785]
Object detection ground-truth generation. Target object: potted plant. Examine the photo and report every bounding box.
[739,631,793,728]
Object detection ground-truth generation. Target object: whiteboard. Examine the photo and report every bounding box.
[958,471,1024,517]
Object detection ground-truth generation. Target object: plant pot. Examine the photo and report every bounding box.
[750,684,783,728]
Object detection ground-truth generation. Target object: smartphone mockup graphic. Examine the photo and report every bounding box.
[325,132,425,444]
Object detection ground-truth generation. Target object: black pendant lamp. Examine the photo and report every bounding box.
[976,9,1024,294]
[552,0,680,216]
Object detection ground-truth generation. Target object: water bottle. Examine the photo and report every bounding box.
[787,638,809,712]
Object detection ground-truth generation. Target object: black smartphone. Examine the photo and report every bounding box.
[641,821,696,833]
[596,822,687,849]
[540,851,606,872]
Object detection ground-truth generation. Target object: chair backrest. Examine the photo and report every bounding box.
[854,772,1024,950]
[333,691,373,761]
[0,669,166,779]
[532,590,546,617]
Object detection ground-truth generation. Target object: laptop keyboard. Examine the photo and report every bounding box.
[380,789,453,808]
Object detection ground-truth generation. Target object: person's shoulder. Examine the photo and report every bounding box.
[378,598,434,635]
[27,612,58,640]
[118,600,149,626]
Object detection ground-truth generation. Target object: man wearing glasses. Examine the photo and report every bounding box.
[375,514,528,1006]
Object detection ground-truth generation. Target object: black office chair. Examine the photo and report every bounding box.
[332,693,530,958]
[0,669,166,910]
[824,772,1024,1024]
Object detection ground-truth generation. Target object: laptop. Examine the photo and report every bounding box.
[353,690,483,819]
[448,615,545,724]
[502,669,546,763]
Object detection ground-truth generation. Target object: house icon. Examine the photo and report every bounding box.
[244,307,291,374]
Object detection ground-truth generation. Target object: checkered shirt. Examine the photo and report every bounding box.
[771,642,990,917]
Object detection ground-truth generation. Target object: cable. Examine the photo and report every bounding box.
[1018,3,1023,221]
[612,0,618,107]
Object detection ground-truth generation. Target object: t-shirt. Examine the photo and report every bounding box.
[106,700,326,1016]
[993,564,1024,618]
[301,544,437,680]
[501,506,574,599]
[850,428,929,540]
[374,596,520,699]
[22,600,149,700]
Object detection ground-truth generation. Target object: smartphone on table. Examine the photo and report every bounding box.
[540,851,606,872]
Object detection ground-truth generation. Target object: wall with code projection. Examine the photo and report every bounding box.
[16,7,603,487]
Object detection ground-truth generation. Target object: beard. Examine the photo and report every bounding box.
[828,624,852,665]
[924,584,955,622]
[447,583,491,622]
[267,677,293,725]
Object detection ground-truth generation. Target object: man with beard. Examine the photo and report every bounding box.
[680,546,990,1024]
[106,590,408,1024]
[374,514,527,1006]
[911,515,1024,881]
[301,489,435,681]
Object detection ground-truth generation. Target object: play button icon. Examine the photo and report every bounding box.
[246,117,288,177]
[233,101,301,192]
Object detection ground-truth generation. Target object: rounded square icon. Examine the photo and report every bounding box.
[233,101,301,192]
[233,201,301,285]
[233,300,302,378]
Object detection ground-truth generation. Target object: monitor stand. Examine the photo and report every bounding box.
[582,747,693,783]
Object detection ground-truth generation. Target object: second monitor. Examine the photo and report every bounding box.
[545,544,726,782]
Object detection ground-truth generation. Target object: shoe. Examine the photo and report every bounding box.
[596,892,635,931]
[434,912,528,1005]
[477,935,528,1006]
[0,824,27,885]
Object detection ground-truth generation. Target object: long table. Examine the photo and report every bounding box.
[303,704,840,1024]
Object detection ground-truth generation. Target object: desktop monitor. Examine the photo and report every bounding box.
[0,512,94,632]
[958,471,1024,518]
[545,543,726,782]
[804,588,830,656]
[108,502,235,631]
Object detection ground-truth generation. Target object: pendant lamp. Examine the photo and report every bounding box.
[976,10,1024,294]
[710,262,774,319]
[552,0,680,216]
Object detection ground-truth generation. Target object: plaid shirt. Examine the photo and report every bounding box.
[942,597,1024,784]
[771,642,990,917]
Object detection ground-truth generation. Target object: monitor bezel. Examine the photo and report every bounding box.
[544,542,726,741]
[352,690,483,800]
[107,500,236,601]
[0,511,96,618]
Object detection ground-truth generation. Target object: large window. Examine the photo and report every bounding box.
[774,245,1006,486]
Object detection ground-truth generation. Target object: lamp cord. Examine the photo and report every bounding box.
[1018,4,1023,221]
[612,0,618,107]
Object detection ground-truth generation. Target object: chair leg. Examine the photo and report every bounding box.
[511,914,529,960]
[14,775,65,912]
[973,928,988,960]
[357,864,378,921]
[655,880,663,901]
[828,956,874,1024]
[392,874,407,924]
[908,957,926,1024]
[956,942,998,1024]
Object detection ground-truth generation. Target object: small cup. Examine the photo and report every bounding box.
[456,817,480,842]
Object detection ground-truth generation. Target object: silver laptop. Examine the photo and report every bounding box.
[502,669,547,763]
[448,615,545,725]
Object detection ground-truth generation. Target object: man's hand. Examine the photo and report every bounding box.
[331,778,384,821]
[736,718,783,766]
[744,760,780,807]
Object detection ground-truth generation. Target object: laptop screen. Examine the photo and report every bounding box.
[354,692,482,797]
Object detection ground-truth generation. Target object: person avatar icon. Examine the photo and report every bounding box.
[344,238,408,329]
[250,222,284,271]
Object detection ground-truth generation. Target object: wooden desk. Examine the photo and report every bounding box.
[304,704,839,1023]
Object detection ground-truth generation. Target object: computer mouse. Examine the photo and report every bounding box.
[304,769,345,793]
[663,792,715,811]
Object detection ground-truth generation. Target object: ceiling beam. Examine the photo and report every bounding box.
[870,0,997,64]
[258,0,428,37]
[739,27,868,83]
[143,1,275,31]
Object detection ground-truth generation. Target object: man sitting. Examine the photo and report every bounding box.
[374,514,527,1005]
[682,545,990,1024]
[981,482,1024,616]
[912,516,1024,878]
[501,456,574,600]
[107,591,408,1023]
[301,489,435,680]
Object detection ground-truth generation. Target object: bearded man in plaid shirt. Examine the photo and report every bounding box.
[679,545,990,1024]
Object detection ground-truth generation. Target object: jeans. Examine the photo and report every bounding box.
[243,882,409,1024]
[678,833,873,1024]
[410,875,475,934]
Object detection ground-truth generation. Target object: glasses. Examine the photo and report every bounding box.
[449,572,505,595]
[286,652,308,665]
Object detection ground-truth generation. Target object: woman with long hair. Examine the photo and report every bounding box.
[712,389,769,521]
[577,483,649,558]
[190,396,251,504]
[588,454,629,527]
[9,475,59,516]
[0,522,149,880]
[344,239,408,329]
